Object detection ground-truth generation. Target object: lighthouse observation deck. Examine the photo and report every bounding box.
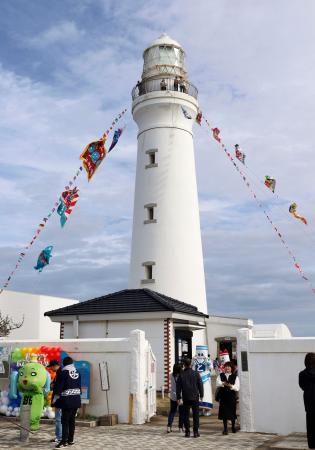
[131,78,198,101]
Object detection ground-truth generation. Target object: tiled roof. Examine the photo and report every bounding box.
[44,289,208,318]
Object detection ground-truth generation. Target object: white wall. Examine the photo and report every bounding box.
[0,290,78,340]
[237,326,313,435]
[0,331,155,424]
[63,318,166,389]
[129,90,208,314]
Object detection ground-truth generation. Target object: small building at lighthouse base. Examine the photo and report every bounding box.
[45,288,252,390]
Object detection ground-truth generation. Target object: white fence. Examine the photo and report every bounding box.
[0,329,156,424]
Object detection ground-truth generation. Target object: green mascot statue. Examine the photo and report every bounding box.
[10,362,51,431]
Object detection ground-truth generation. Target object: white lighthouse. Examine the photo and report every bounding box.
[129,34,208,315]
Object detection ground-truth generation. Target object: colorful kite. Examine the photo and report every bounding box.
[80,138,107,181]
[196,111,202,125]
[264,176,276,193]
[211,128,221,142]
[181,107,192,119]
[57,187,79,227]
[108,128,123,153]
[289,203,307,225]
[34,246,53,272]
[235,144,246,164]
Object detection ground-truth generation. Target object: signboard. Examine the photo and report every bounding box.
[241,351,248,372]
[99,361,109,391]
[75,361,91,404]
[0,347,10,379]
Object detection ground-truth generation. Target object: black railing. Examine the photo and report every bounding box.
[132,78,198,100]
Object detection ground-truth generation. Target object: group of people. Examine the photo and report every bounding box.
[160,77,187,93]
[167,357,239,438]
[48,357,82,449]
[135,77,187,96]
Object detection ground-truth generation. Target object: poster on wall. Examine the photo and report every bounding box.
[0,347,11,378]
[75,361,91,404]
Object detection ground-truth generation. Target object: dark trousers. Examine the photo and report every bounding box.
[223,418,236,432]
[61,408,77,444]
[306,412,315,448]
[183,400,199,433]
[167,400,184,428]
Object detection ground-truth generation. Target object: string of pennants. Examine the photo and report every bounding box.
[0,109,127,294]
[201,117,315,294]
[182,106,308,226]
[181,104,313,291]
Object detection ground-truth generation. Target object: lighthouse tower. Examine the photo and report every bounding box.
[129,34,207,314]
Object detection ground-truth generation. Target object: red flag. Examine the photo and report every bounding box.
[211,128,221,142]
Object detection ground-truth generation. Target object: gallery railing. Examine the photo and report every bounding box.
[132,78,198,100]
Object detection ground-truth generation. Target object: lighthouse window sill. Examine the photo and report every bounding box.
[144,219,157,224]
[145,163,158,169]
[141,279,155,284]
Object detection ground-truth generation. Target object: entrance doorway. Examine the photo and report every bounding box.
[175,329,192,364]
[216,337,237,361]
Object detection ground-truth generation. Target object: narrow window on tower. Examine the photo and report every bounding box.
[141,261,155,284]
[144,203,157,224]
[145,149,158,169]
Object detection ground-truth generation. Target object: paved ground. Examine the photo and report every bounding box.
[0,418,278,450]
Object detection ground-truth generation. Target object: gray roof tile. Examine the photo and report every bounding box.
[44,289,207,318]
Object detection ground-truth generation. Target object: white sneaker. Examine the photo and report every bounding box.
[178,427,184,433]
[167,426,172,433]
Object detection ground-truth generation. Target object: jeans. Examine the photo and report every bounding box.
[183,400,199,433]
[167,400,184,428]
[61,408,77,444]
[55,408,62,441]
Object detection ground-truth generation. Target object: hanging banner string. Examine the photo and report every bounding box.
[202,117,315,294]
[0,108,128,294]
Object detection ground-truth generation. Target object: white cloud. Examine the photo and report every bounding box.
[26,21,85,48]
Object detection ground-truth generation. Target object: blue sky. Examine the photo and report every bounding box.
[1,0,315,335]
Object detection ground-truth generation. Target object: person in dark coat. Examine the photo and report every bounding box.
[299,352,315,449]
[176,358,204,438]
[216,361,240,434]
[53,357,81,448]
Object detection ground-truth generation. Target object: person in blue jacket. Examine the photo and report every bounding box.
[52,356,81,448]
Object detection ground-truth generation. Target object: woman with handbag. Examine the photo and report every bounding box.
[216,361,240,435]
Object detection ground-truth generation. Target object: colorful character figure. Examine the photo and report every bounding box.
[192,345,213,416]
[57,187,79,227]
[289,202,307,225]
[195,110,202,125]
[264,175,276,193]
[235,144,246,164]
[34,246,53,272]
[211,127,221,142]
[10,362,50,431]
[218,349,230,370]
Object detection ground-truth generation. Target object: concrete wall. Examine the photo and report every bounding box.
[237,326,312,435]
[63,318,165,389]
[0,290,78,340]
[129,90,208,314]
[0,330,156,424]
